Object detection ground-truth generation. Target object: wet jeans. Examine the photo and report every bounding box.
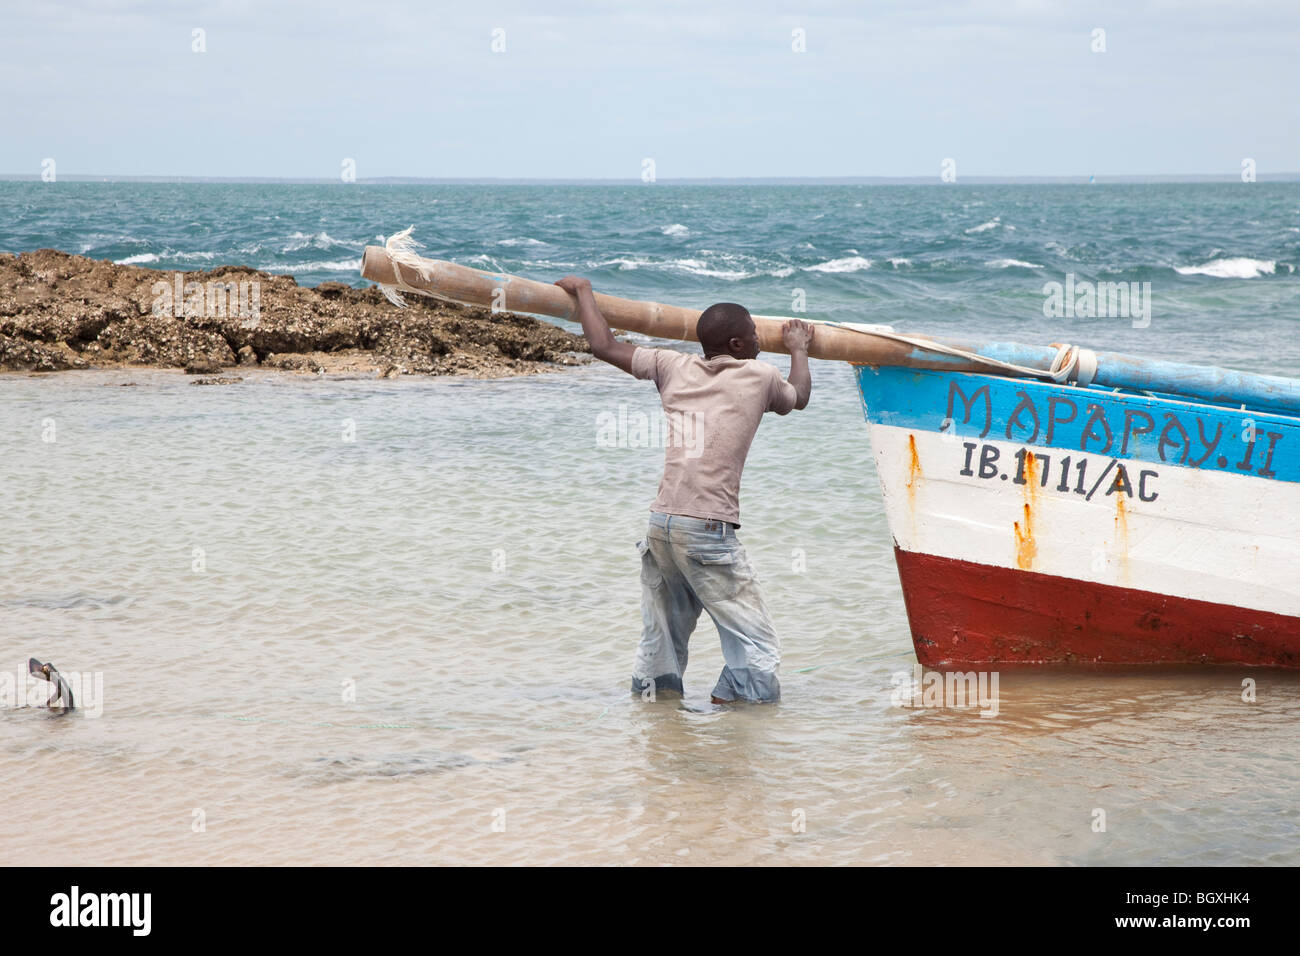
[631,511,781,703]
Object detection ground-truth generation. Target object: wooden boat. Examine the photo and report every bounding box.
[361,233,1300,668]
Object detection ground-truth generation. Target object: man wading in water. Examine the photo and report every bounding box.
[555,276,814,704]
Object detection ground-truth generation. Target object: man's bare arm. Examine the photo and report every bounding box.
[782,319,814,410]
[554,275,636,374]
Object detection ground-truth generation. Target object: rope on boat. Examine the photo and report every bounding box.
[377,229,1100,387]
[821,321,1098,386]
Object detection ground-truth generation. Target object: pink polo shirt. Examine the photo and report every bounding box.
[630,346,797,525]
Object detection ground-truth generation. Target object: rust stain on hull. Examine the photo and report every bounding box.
[1113,495,1130,583]
[1013,502,1037,570]
[1012,452,1039,570]
[905,433,922,511]
[1022,451,1039,504]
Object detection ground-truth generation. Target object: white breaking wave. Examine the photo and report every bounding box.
[966,217,1001,234]
[1175,257,1277,279]
[661,224,689,237]
[264,258,363,273]
[671,258,750,279]
[888,257,912,267]
[592,255,805,281]
[594,256,748,279]
[986,258,1043,269]
[804,256,872,273]
[497,237,546,246]
[114,250,219,265]
[282,231,359,253]
[602,257,647,271]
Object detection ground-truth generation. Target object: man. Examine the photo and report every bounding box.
[554,275,814,704]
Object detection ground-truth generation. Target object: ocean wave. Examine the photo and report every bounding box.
[601,257,647,271]
[114,249,219,265]
[803,256,871,273]
[965,217,1001,234]
[887,257,912,267]
[986,258,1042,269]
[598,256,742,278]
[593,255,789,281]
[497,237,546,246]
[671,258,750,279]
[282,231,360,253]
[661,224,689,237]
[264,258,363,274]
[1175,257,1276,278]
[81,234,150,254]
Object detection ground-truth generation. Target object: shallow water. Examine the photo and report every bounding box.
[4,180,1299,864]
[3,364,1298,865]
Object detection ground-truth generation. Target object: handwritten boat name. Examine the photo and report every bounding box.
[944,381,1283,479]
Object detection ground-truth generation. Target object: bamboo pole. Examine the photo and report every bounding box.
[359,246,987,371]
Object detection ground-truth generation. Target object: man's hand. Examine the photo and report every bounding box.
[554,274,636,374]
[781,320,814,411]
[554,275,592,297]
[782,318,815,354]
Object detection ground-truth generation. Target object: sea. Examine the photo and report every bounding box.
[1,180,1298,865]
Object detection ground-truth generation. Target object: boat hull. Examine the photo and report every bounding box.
[856,364,1300,667]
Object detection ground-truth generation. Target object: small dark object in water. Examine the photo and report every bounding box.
[28,658,75,711]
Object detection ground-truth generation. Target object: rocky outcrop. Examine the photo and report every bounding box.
[0,249,591,376]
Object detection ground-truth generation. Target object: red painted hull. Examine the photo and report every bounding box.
[894,547,1300,668]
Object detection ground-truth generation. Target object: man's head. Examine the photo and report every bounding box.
[697,303,759,360]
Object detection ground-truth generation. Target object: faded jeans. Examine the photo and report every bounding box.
[631,511,781,703]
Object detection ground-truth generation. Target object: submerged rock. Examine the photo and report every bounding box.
[0,249,591,377]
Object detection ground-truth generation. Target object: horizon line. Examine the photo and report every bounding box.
[2,173,1298,186]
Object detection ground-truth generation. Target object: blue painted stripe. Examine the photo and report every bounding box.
[876,335,1300,417]
[855,365,1300,484]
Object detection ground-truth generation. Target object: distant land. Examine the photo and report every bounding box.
[2,174,1299,185]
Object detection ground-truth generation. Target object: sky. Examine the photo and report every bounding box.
[0,0,1296,179]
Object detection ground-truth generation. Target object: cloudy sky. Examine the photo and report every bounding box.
[1,0,1296,179]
